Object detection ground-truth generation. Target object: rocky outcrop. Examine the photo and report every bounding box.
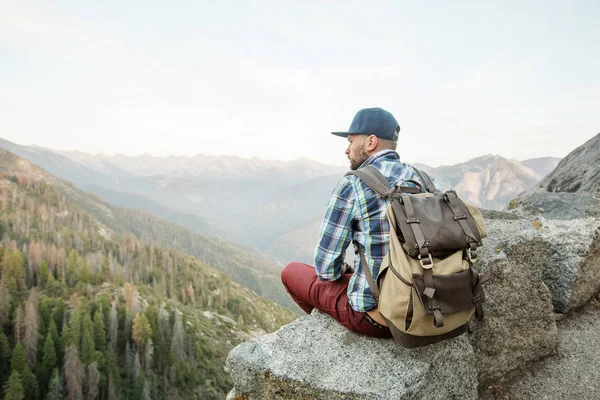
[468,210,558,383]
[539,132,600,195]
[480,301,600,400]
[507,189,600,313]
[226,310,478,400]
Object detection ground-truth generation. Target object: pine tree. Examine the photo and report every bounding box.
[23,288,40,369]
[2,250,26,293]
[38,261,49,288]
[42,333,57,368]
[80,328,94,365]
[170,313,185,359]
[45,269,61,297]
[27,243,42,285]
[52,302,65,336]
[0,274,10,325]
[45,369,63,400]
[38,296,53,336]
[84,363,100,400]
[78,259,91,285]
[0,331,11,385]
[80,310,94,363]
[105,350,120,400]
[132,313,153,371]
[10,343,37,400]
[38,332,57,390]
[47,319,61,363]
[12,305,24,344]
[132,314,152,348]
[67,250,78,286]
[63,345,83,400]
[92,310,106,353]
[108,301,117,352]
[0,330,10,359]
[10,343,27,376]
[3,371,24,400]
[62,310,81,348]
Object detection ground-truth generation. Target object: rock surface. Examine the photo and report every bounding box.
[480,301,600,400]
[507,189,600,220]
[506,190,600,313]
[539,132,600,195]
[469,211,558,383]
[226,310,478,400]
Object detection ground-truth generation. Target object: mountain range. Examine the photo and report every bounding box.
[0,139,297,311]
[0,138,560,266]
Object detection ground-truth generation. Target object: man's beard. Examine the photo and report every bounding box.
[349,148,368,170]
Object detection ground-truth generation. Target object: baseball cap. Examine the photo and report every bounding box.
[331,107,400,142]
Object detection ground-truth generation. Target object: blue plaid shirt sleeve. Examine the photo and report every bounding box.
[314,176,356,281]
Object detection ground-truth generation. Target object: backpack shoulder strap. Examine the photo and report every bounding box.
[413,168,440,195]
[345,166,391,197]
[345,166,390,303]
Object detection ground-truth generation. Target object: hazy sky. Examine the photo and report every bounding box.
[1,1,599,167]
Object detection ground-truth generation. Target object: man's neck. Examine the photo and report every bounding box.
[359,149,398,169]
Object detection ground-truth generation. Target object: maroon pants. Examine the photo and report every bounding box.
[281,262,392,338]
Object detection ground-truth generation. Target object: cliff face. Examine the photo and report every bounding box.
[539,132,600,195]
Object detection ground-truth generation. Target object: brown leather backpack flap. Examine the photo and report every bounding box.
[412,268,475,315]
[392,193,482,258]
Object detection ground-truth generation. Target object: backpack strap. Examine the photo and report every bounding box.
[345,166,392,198]
[357,246,379,303]
[401,193,444,328]
[444,191,480,254]
[413,168,440,195]
[345,166,390,303]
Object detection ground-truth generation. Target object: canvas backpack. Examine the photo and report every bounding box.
[346,166,487,348]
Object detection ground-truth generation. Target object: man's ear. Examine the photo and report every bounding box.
[367,135,378,151]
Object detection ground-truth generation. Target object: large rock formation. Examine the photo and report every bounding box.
[479,301,600,400]
[507,130,600,313]
[226,310,478,400]
[507,190,600,313]
[468,210,558,383]
[539,132,600,195]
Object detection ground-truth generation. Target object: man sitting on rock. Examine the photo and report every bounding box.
[281,107,435,338]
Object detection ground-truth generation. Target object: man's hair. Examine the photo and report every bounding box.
[379,138,397,151]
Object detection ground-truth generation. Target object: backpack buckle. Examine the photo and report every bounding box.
[469,249,477,262]
[418,253,433,269]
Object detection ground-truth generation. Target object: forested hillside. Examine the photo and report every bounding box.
[0,142,296,310]
[0,150,296,399]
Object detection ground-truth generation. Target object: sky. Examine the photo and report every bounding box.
[1,1,599,167]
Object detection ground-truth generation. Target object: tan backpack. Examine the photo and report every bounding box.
[347,166,487,348]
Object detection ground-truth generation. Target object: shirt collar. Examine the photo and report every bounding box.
[358,149,399,169]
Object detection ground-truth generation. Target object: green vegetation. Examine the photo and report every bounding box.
[0,150,297,399]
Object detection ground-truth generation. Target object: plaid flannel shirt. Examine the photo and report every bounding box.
[314,149,436,312]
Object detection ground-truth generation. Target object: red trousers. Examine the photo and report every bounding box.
[281,262,392,339]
